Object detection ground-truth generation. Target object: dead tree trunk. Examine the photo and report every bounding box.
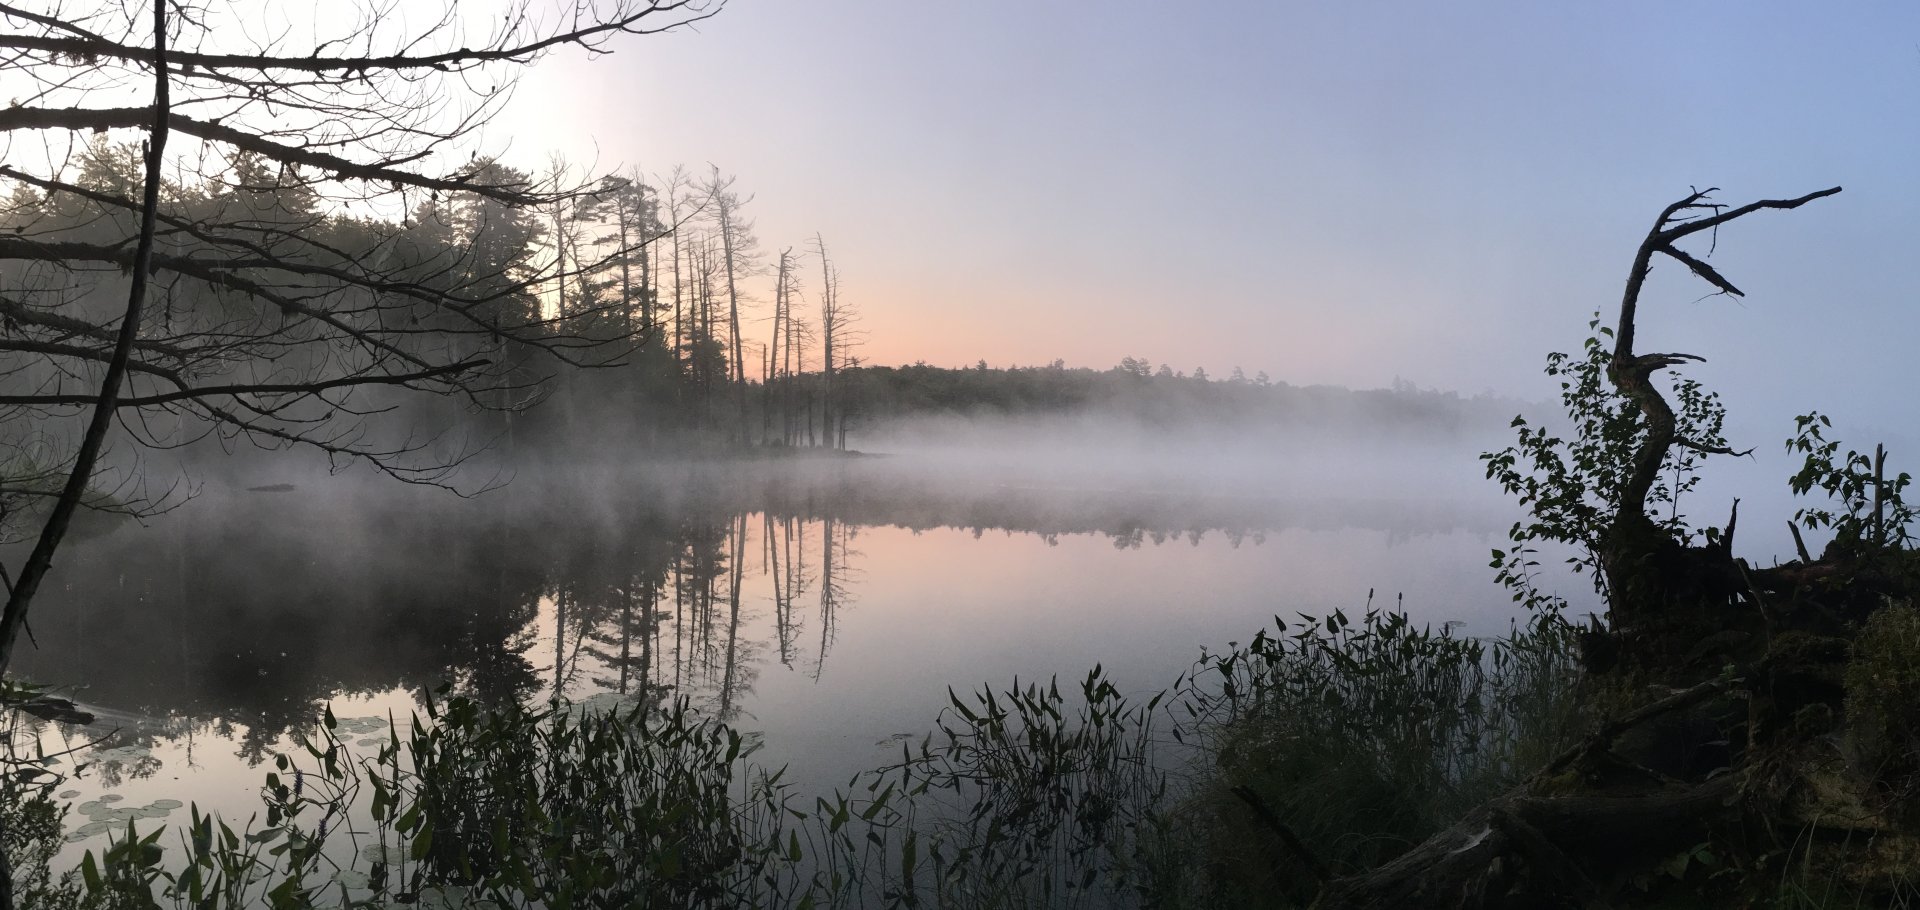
[816,235,835,450]
[717,189,749,446]
[1601,185,1839,621]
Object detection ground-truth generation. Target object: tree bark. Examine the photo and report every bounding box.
[1602,187,1838,614]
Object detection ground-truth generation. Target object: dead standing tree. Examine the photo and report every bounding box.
[812,232,859,449]
[709,170,758,444]
[1600,185,1841,626]
[1316,186,1852,909]
[0,0,720,674]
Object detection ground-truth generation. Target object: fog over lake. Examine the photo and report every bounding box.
[19,423,1578,842]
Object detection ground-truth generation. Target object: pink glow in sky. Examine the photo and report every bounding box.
[486,1,1920,435]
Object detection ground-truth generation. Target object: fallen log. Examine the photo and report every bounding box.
[1315,775,1741,909]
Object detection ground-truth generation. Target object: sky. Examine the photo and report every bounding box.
[485,1,1920,437]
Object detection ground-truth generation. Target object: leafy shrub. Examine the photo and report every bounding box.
[1788,412,1915,554]
[1482,315,1732,610]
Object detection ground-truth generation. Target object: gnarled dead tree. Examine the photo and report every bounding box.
[1601,185,1840,620]
[1312,187,1856,909]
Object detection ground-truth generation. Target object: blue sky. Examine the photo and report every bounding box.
[495,1,1920,441]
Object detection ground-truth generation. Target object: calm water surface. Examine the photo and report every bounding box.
[15,446,1552,858]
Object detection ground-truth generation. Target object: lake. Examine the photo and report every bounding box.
[13,437,1557,858]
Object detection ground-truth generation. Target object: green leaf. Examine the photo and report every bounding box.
[81,852,103,893]
[410,825,434,862]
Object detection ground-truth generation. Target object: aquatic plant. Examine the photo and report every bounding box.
[1167,599,1580,907]
[5,604,1579,909]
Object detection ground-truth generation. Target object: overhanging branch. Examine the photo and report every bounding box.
[0,107,546,204]
[0,359,487,407]
[0,0,719,76]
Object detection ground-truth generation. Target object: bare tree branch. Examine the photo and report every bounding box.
[0,107,550,203]
[0,1,720,76]
[0,0,172,672]
[1607,187,1840,534]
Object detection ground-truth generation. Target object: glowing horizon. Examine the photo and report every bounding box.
[483,1,1920,423]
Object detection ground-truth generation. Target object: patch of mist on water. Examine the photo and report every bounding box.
[853,411,1504,499]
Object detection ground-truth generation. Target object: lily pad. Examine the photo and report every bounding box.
[358,843,406,865]
[334,716,388,735]
[148,798,182,810]
[90,745,152,763]
[98,793,123,803]
[58,790,80,799]
[413,885,475,910]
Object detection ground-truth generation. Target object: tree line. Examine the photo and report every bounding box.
[828,360,1519,439]
[0,138,870,464]
[1,127,1516,482]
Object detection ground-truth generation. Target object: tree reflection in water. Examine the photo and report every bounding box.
[12,464,1488,767]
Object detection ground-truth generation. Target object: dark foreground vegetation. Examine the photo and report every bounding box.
[1310,185,1920,909]
[0,605,1581,909]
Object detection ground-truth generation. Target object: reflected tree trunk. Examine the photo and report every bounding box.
[719,514,746,716]
[816,516,836,680]
[553,588,566,692]
[617,586,632,695]
[769,513,795,667]
[641,578,656,694]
